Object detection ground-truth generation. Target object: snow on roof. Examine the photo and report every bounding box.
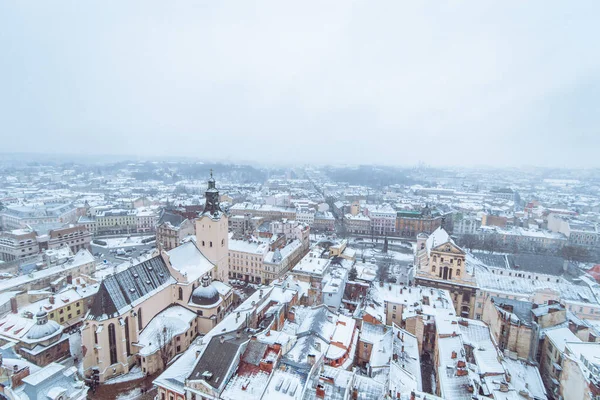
[263,365,306,400]
[221,369,270,400]
[476,269,598,305]
[458,320,504,376]
[327,315,355,360]
[292,249,330,277]
[136,305,196,356]
[21,362,64,386]
[392,326,422,391]
[359,322,386,345]
[167,241,215,282]
[436,335,472,400]
[229,238,270,255]
[154,340,206,395]
[425,227,453,255]
[545,327,581,352]
[0,249,95,293]
[501,358,547,400]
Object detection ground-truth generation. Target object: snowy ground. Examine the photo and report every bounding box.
[94,235,154,249]
[116,387,142,400]
[105,365,144,385]
[63,332,84,375]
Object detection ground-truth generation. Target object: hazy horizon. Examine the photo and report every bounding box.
[1,1,599,168]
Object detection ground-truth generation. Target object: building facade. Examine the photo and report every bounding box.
[414,228,477,318]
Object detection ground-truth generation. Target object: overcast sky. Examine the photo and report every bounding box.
[1,1,599,168]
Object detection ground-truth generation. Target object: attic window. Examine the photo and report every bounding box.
[146,280,151,284]
[129,288,136,293]
[133,274,139,278]
[159,273,164,277]
[148,266,153,271]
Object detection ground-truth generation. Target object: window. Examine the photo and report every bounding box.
[125,317,131,356]
[108,323,118,365]
[202,241,205,246]
[456,269,461,277]
[138,308,143,328]
[178,287,183,301]
[210,241,213,247]
[392,314,396,319]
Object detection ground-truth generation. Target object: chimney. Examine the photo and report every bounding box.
[352,387,358,400]
[195,350,201,358]
[10,298,17,314]
[307,354,316,366]
[220,336,225,344]
[316,385,325,399]
[49,296,55,305]
[451,351,457,359]
[259,289,264,298]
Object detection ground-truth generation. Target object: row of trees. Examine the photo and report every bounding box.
[456,233,594,262]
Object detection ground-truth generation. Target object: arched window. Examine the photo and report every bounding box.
[108,323,118,365]
[432,265,436,273]
[202,241,205,247]
[457,259,462,266]
[138,308,143,329]
[210,241,213,248]
[178,287,183,301]
[456,269,461,277]
[124,317,131,356]
[221,239,225,247]
[420,243,425,250]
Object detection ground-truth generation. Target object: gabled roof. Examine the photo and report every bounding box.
[158,210,186,227]
[88,255,172,321]
[188,333,248,391]
[425,227,460,255]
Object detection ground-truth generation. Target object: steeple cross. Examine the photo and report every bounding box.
[210,168,214,178]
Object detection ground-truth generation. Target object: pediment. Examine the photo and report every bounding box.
[432,242,464,256]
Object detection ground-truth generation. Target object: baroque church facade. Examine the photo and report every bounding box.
[82,175,234,383]
[414,226,477,318]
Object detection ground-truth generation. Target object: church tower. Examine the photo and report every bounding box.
[196,171,229,282]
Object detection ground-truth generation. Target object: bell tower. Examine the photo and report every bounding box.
[196,171,229,282]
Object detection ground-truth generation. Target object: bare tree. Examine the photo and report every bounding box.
[376,254,392,283]
[155,325,175,370]
[561,245,590,263]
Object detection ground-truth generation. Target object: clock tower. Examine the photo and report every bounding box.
[196,171,229,282]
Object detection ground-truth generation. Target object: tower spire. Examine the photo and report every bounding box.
[204,171,221,216]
